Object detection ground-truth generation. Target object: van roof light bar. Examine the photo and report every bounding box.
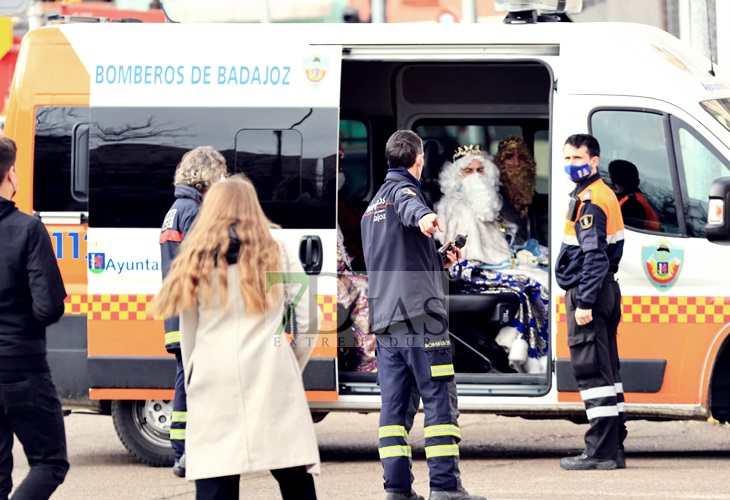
[495,0,580,23]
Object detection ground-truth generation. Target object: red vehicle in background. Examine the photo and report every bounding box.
[0,2,166,117]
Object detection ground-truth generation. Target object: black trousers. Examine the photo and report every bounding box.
[0,371,69,500]
[195,466,317,500]
[566,279,627,459]
[171,352,187,461]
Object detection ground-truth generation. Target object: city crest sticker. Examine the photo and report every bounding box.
[304,54,328,84]
[88,239,107,275]
[642,241,684,291]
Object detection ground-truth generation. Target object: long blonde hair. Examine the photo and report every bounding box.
[155,175,282,318]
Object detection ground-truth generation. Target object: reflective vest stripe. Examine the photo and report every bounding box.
[580,386,617,401]
[425,444,459,459]
[172,411,187,423]
[424,424,461,439]
[430,364,455,378]
[562,230,625,246]
[379,425,408,439]
[379,445,412,459]
[170,429,186,440]
[586,405,619,420]
[165,331,181,345]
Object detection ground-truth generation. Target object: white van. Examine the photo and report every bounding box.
[6,13,730,466]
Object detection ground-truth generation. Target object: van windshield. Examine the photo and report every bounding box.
[700,98,730,134]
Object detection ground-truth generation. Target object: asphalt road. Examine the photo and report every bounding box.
[10,411,730,499]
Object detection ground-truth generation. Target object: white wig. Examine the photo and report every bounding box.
[438,152,503,222]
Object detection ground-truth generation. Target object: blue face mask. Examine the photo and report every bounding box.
[564,163,592,183]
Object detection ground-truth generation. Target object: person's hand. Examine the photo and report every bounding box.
[439,241,462,269]
[418,213,443,238]
[575,308,593,326]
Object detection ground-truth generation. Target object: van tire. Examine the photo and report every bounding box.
[111,400,175,467]
[710,340,730,424]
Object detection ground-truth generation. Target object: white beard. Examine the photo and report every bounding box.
[435,156,511,265]
[461,172,501,223]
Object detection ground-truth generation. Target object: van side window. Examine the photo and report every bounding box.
[88,107,337,229]
[671,117,730,237]
[33,106,89,213]
[591,110,680,234]
[339,119,369,202]
[234,129,305,202]
[338,119,369,271]
[533,130,549,194]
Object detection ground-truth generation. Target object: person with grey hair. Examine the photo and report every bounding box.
[159,145,228,478]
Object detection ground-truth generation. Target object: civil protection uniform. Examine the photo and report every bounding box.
[160,184,203,462]
[361,169,461,494]
[556,173,628,460]
[617,190,660,232]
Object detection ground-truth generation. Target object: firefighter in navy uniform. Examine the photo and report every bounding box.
[159,146,228,478]
[556,134,628,471]
[361,130,487,500]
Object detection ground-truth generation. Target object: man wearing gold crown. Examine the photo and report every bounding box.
[435,144,550,376]
[435,144,512,265]
[493,136,548,248]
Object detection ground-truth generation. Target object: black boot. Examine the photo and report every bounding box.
[386,491,425,500]
[617,447,626,469]
[429,491,487,500]
[560,453,617,471]
[172,453,186,478]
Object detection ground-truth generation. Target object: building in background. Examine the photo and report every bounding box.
[347,0,725,68]
[0,0,725,117]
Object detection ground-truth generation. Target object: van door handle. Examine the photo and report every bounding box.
[299,235,323,275]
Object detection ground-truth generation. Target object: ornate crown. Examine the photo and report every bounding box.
[497,136,528,153]
[452,144,484,161]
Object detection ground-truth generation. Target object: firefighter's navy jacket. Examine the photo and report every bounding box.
[556,173,625,309]
[160,185,203,352]
[361,169,447,333]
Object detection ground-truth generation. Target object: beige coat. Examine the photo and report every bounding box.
[179,241,320,481]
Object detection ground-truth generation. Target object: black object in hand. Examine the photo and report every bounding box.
[439,234,468,263]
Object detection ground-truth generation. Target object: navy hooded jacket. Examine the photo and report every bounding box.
[159,184,203,352]
[361,170,447,333]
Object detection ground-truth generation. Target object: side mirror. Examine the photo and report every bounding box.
[706,177,730,245]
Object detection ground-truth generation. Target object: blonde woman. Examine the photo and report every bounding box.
[155,175,320,500]
[159,145,228,478]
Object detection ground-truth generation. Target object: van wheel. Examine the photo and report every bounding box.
[710,341,730,424]
[311,411,329,423]
[111,400,175,467]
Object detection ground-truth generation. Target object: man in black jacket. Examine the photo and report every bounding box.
[361,130,485,500]
[0,137,69,500]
